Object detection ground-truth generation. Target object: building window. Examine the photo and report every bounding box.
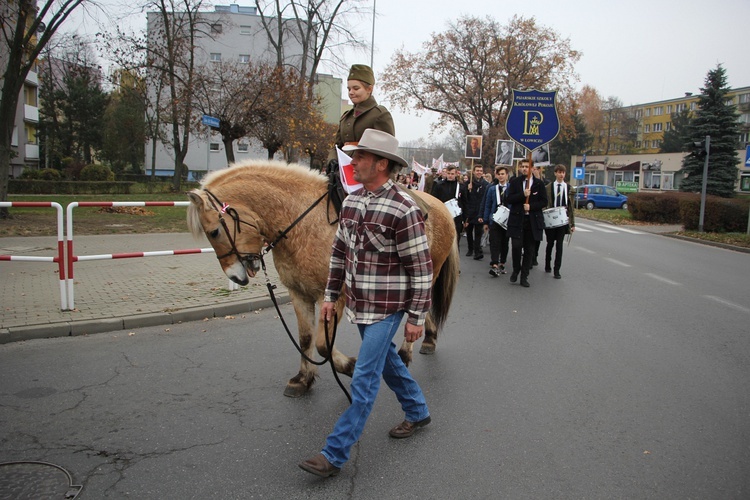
[644,124,651,133]
[676,103,686,112]
[24,85,37,106]
[651,140,660,148]
[739,132,749,145]
[653,123,663,132]
[210,53,221,62]
[25,124,37,144]
[667,105,672,113]
[239,54,250,63]
[240,25,253,35]
[635,109,642,119]
[666,122,672,131]
[645,108,651,117]
[211,23,222,33]
[237,142,249,152]
[654,107,663,116]
[636,141,642,148]
[739,113,750,124]
[739,93,750,104]
[209,142,220,152]
[690,102,696,110]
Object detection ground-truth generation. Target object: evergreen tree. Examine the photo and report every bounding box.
[659,109,692,153]
[679,65,740,197]
[552,113,592,167]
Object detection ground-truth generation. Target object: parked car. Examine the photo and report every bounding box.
[574,184,628,210]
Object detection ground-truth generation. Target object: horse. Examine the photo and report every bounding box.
[186,160,459,398]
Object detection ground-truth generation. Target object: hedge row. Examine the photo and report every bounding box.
[628,191,750,232]
[9,180,200,195]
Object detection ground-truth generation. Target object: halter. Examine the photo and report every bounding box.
[203,189,264,267]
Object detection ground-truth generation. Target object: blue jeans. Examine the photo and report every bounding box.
[321,311,430,468]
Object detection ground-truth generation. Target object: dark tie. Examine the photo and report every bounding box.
[556,184,563,207]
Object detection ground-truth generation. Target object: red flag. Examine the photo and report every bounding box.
[336,147,363,194]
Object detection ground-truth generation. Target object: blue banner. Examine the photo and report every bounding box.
[505,89,560,152]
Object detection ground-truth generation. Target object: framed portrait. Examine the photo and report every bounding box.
[513,144,529,159]
[531,144,551,166]
[495,140,515,165]
[465,135,482,159]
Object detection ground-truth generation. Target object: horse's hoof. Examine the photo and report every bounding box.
[283,384,309,398]
[397,350,412,367]
[419,344,436,355]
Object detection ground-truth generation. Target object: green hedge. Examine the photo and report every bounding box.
[628,191,749,231]
[9,180,202,195]
[627,191,693,223]
[679,196,750,232]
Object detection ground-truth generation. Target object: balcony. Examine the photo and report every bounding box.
[24,104,38,123]
[25,144,39,160]
[25,71,39,86]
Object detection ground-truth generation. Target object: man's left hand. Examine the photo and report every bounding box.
[404,322,424,343]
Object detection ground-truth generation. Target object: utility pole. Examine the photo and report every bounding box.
[698,135,710,233]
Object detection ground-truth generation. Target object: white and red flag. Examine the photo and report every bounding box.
[336,147,363,194]
[411,158,427,176]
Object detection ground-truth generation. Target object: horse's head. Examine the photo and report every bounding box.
[187,189,265,285]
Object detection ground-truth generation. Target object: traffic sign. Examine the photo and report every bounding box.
[505,89,560,152]
[745,145,750,168]
[202,114,220,129]
[573,167,585,180]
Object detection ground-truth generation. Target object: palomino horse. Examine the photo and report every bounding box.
[187,160,459,397]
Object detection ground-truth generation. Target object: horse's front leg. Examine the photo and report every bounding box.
[315,296,356,377]
[283,294,318,398]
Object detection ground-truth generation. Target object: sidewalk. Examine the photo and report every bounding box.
[0,233,290,344]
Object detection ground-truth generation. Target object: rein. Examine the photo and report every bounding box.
[202,187,351,403]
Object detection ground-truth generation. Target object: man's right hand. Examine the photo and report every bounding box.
[320,301,336,322]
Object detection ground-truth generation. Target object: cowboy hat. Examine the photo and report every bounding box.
[342,129,408,168]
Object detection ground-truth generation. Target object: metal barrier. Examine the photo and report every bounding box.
[0,202,67,309]
[64,201,228,311]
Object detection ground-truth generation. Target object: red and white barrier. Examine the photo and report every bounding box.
[64,201,224,310]
[0,202,67,309]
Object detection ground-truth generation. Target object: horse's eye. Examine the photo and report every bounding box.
[209,229,220,238]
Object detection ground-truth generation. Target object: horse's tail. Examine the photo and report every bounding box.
[430,239,459,333]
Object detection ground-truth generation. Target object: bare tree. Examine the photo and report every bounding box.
[0,0,89,217]
[145,0,213,191]
[253,0,368,96]
[193,61,281,165]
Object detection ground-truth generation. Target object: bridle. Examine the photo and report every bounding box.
[201,187,351,402]
[204,189,264,269]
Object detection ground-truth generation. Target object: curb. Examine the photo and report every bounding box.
[0,294,291,345]
[660,233,750,254]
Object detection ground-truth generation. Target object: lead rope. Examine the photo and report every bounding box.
[258,253,351,403]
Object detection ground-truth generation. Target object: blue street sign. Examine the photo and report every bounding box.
[573,167,585,180]
[505,89,560,152]
[202,114,221,129]
[745,145,750,168]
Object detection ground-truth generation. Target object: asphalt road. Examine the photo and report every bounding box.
[1,225,748,499]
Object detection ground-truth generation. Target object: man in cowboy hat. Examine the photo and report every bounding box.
[300,129,433,478]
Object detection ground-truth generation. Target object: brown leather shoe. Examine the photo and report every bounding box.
[389,416,432,439]
[299,453,340,477]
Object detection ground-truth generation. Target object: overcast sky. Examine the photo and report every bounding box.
[67,0,750,143]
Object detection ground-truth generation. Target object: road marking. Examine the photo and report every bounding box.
[643,273,681,286]
[574,226,593,232]
[702,295,750,315]
[576,223,617,233]
[576,247,596,254]
[604,257,631,267]
[595,224,645,235]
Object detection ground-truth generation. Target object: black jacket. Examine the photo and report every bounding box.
[505,175,548,241]
[431,179,468,222]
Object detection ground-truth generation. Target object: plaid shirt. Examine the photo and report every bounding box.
[324,179,433,326]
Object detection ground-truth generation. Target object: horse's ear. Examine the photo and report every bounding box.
[187,190,205,208]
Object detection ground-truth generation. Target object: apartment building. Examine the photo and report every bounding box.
[0,0,41,178]
[622,86,750,154]
[144,3,342,176]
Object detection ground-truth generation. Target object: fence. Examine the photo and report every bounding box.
[0,202,67,309]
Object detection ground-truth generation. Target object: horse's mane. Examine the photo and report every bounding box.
[201,159,328,192]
